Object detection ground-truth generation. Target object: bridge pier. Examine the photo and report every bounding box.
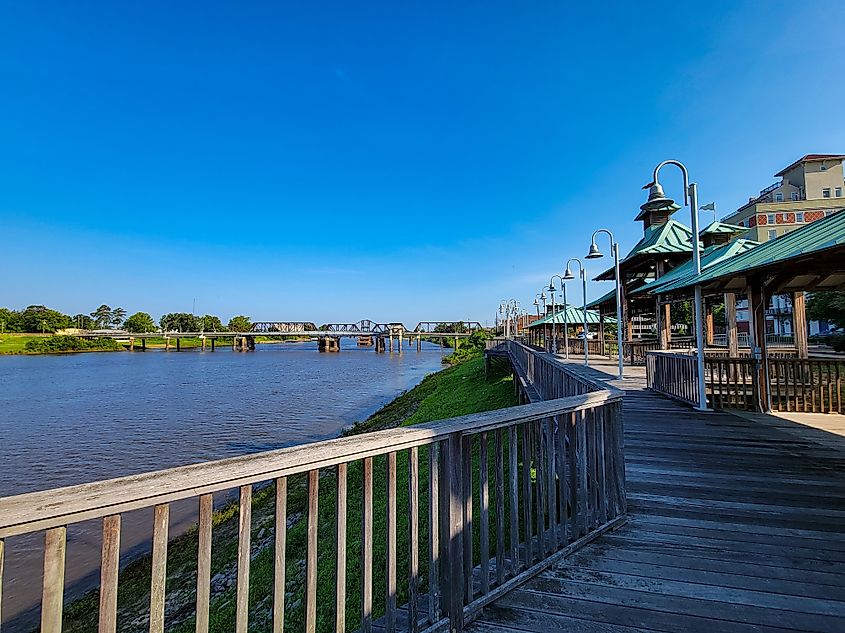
[129,337,135,351]
[318,337,340,352]
[417,335,421,352]
[357,335,373,347]
[375,336,385,353]
[201,337,206,351]
[211,337,215,351]
[141,338,146,351]
[165,337,170,351]
[398,331,403,354]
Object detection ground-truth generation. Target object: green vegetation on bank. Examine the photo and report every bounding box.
[57,351,517,633]
[23,336,122,354]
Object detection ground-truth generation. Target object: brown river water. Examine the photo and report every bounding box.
[0,340,448,630]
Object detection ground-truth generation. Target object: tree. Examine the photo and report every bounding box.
[111,307,127,328]
[227,315,251,332]
[160,313,200,333]
[200,315,225,332]
[0,307,18,333]
[808,291,845,329]
[124,312,158,333]
[91,305,113,329]
[72,314,96,330]
[17,305,73,333]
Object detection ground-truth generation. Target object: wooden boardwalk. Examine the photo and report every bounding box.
[470,361,845,633]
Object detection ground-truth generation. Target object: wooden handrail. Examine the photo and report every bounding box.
[1,342,626,633]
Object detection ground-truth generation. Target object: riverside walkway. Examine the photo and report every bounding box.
[471,357,845,633]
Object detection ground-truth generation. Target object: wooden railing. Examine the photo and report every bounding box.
[645,351,700,407]
[648,351,845,415]
[1,343,625,633]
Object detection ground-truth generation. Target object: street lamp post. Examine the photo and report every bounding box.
[563,259,589,366]
[548,274,567,356]
[646,160,707,411]
[586,229,625,380]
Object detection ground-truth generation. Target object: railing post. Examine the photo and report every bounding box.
[443,432,465,632]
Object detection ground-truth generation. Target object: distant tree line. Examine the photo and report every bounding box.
[0,304,253,334]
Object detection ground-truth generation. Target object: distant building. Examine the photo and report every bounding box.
[723,154,844,337]
[724,154,845,242]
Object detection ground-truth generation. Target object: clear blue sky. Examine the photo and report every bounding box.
[2,1,844,326]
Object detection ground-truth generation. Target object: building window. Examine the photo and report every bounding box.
[767,213,775,224]
[774,192,783,202]
[837,187,843,198]
[796,212,804,223]
[825,210,834,217]
[823,188,831,198]
[767,229,777,240]
[791,191,799,201]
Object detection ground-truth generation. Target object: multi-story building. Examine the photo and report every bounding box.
[724,154,844,336]
[724,154,845,242]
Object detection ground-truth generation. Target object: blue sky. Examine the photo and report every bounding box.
[2,1,844,326]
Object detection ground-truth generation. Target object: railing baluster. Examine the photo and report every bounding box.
[99,515,121,633]
[408,447,419,633]
[479,432,490,595]
[428,443,440,624]
[494,429,506,586]
[236,485,252,633]
[596,405,608,525]
[273,478,287,633]
[576,409,588,537]
[507,425,519,575]
[0,538,4,631]
[361,458,373,633]
[196,495,213,633]
[42,526,67,633]
[150,504,169,633]
[305,470,319,633]
[554,414,568,543]
[386,452,398,633]
[336,464,348,633]
[444,432,465,630]
[520,423,532,566]
[546,417,558,550]
[461,436,473,601]
[535,419,547,557]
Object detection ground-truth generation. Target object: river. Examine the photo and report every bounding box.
[0,340,449,629]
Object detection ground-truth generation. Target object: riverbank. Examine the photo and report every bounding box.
[0,334,313,354]
[55,353,516,633]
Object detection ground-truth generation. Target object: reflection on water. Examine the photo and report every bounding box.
[0,340,447,629]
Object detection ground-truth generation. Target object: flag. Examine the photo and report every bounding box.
[699,202,716,211]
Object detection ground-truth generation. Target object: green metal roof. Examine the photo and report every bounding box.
[673,210,845,290]
[631,238,759,296]
[525,306,613,328]
[586,287,617,309]
[595,219,696,280]
[699,221,746,235]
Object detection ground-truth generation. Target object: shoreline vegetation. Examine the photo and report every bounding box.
[0,334,314,355]
[50,345,515,633]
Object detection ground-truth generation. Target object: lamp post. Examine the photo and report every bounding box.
[548,274,567,356]
[645,160,707,411]
[563,259,589,366]
[539,291,547,350]
[586,229,625,379]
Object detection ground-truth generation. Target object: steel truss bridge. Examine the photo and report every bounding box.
[74,320,484,339]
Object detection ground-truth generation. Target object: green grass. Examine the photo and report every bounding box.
[0,334,33,353]
[0,334,122,354]
[57,355,518,633]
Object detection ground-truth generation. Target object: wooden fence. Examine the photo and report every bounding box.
[648,351,845,415]
[645,351,700,407]
[1,343,625,633]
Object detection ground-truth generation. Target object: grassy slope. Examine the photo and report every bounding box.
[59,355,517,633]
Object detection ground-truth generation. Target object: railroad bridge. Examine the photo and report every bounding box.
[75,320,483,353]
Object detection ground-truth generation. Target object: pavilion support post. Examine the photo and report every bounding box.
[705,302,715,347]
[748,278,771,413]
[725,292,738,357]
[793,291,809,359]
[657,298,671,350]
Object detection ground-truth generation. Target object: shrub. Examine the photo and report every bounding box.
[24,336,122,353]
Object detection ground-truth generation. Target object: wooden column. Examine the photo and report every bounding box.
[724,292,738,357]
[793,291,809,359]
[748,278,770,413]
[657,298,671,350]
[705,302,715,347]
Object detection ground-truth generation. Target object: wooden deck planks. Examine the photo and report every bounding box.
[470,363,845,632]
